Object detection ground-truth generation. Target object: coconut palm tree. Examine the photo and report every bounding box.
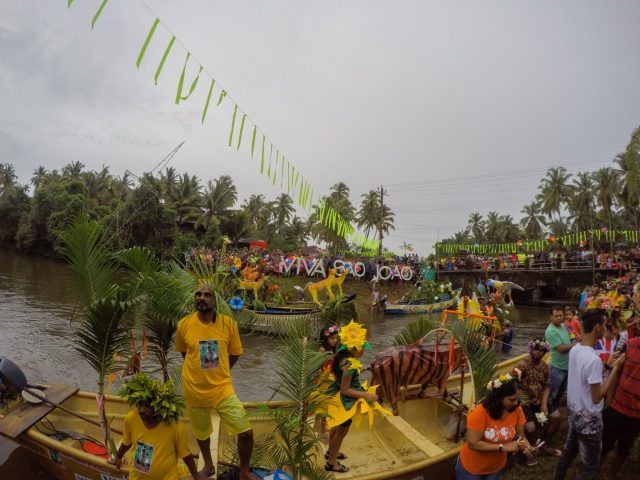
[0,163,17,195]
[536,167,573,225]
[159,166,179,204]
[356,190,395,238]
[614,153,640,232]
[274,193,295,228]
[495,215,521,243]
[62,161,85,179]
[219,210,252,245]
[567,172,596,232]
[467,212,485,242]
[192,176,237,231]
[520,202,546,239]
[30,166,49,191]
[174,172,202,224]
[592,167,620,240]
[484,212,501,243]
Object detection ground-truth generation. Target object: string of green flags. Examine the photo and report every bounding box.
[434,229,640,255]
[66,0,378,251]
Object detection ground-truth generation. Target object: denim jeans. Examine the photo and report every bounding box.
[548,365,568,412]
[553,425,602,480]
[454,457,503,480]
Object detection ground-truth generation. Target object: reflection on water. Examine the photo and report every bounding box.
[0,250,555,477]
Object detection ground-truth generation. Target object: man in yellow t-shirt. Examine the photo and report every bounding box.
[107,391,203,479]
[175,285,254,480]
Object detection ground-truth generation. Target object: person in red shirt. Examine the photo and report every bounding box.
[602,320,640,473]
[456,368,536,479]
[564,307,582,343]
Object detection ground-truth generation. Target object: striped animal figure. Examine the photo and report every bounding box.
[371,340,463,414]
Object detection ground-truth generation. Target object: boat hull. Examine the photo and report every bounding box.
[3,353,528,480]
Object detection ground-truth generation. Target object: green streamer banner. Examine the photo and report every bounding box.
[136,18,160,69]
[91,0,109,29]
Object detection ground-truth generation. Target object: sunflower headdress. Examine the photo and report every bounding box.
[486,368,522,391]
[338,320,371,352]
[119,372,184,424]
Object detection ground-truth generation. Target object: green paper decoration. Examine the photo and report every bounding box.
[201,79,215,124]
[175,53,203,105]
[154,36,176,85]
[250,126,257,157]
[228,104,238,147]
[136,19,160,69]
[91,0,109,29]
[236,114,246,150]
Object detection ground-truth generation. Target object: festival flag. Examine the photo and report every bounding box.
[91,0,109,29]
[154,36,176,85]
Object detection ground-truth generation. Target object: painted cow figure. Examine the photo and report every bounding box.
[371,342,463,414]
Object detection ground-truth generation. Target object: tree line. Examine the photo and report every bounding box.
[441,126,640,247]
[0,162,395,258]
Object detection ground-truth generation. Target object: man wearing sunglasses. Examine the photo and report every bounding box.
[175,285,254,480]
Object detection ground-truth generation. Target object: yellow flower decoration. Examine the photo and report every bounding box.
[499,374,507,382]
[339,320,368,352]
[233,257,242,269]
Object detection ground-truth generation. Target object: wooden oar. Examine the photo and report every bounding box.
[23,387,123,436]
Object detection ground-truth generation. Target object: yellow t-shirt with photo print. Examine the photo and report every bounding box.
[175,312,243,407]
[121,409,191,480]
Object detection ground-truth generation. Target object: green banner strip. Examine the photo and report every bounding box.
[176,62,203,104]
[250,126,257,158]
[260,135,265,174]
[228,104,238,147]
[174,53,190,104]
[154,36,175,84]
[217,89,227,106]
[91,0,109,29]
[136,19,160,69]
[68,0,74,8]
[280,155,285,188]
[267,143,273,177]
[201,79,215,124]
[273,151,279,185]
[236,114,246,150]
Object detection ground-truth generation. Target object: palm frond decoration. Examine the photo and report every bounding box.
[181,255,236,318]
[60,213,117,307]
[259,336,332,480]
[233,309,324,338]
[74,293,137,393]
[319,295,357,326]
[392,315,439,346]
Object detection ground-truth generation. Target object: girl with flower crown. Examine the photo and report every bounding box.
[323,320,391,473]
[456,368,536,479]
[315,325,340,441]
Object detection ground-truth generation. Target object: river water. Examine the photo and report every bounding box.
[0,250,554,478]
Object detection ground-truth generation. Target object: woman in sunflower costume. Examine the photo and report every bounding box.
[324,320,391,473]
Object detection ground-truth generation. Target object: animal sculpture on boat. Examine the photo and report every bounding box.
[333,266,351,296]
[371,340,464,414]
[241,265,262,281]
[300,268,341,306]
[238,276,269,299]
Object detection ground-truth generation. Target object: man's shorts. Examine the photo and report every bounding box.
[188,394,252,440]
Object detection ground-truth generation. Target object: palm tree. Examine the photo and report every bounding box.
[567,172,596,232]
[484,212,501,243]
[30,166,49,190]
[467,212,484,242]
[356,190,395,238]
[174,173,202,224]
[328,182,355,222]
[0,163,17,195]
[520,202,546,239]
[62,161,85,179]
[192,176,237,230]
[593,167,620,246]
[274,193,295,228]
[614,152,640,232]
[219,210,251,245]
[495,215,520,243]
[159,166,179,204]
[285,216,309,249]
[536,167,573,225]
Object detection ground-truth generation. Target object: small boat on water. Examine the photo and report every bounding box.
[0,354,526,480]
[384,289,462,315]
[236,294,357,336]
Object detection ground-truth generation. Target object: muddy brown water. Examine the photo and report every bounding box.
[0,250,553,478]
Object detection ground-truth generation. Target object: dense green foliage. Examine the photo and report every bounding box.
[0,162,394,257]
[440,126,640,245]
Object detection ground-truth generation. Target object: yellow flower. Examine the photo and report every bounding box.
[499,374,507,382]
[339,320,368,351]
[233,257,242,269]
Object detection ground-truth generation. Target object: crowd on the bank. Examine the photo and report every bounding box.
[436,246,640,272]
[456,273,640,480]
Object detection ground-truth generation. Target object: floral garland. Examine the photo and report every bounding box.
[486,367,522,391]
[587,290,624,314]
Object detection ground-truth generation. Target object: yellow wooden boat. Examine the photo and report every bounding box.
[0,354,526,480]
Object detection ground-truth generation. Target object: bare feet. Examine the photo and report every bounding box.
[198,466,215,477]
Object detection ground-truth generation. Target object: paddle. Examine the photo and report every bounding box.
[22,386,123,436]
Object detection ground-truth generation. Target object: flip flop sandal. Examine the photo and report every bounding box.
[325,462,349,473]
[325,451,348,460]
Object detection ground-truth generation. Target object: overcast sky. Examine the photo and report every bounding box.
[2,1,639,255]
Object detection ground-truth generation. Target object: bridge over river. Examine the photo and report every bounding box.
[435,262,633,300]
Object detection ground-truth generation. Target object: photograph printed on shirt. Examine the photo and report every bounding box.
[133,441,154,474]
[199,339,220,369]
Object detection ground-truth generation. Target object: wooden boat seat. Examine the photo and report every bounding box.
[0,384,78,438]
[385,415,444,457]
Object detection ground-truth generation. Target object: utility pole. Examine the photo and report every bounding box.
[377,185,386,259]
